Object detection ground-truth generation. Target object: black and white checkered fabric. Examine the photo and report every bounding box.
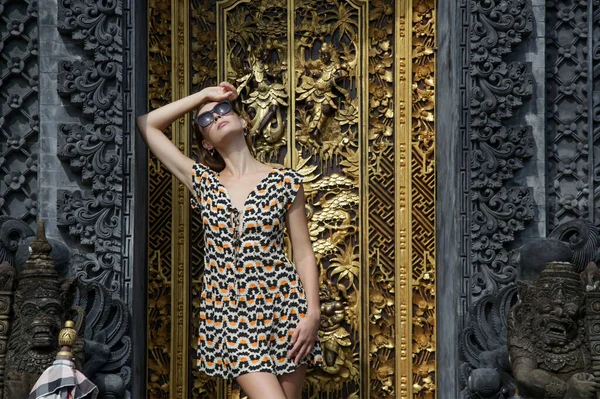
[29,359,98,399]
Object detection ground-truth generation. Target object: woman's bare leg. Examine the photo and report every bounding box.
[277,364,308,399]
[236,372,287,399]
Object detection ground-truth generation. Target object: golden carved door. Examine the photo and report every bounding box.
[146,0,436,398]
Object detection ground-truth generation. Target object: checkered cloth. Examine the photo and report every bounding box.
[29,359,98,399]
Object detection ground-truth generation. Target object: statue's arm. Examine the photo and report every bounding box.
[512,356,566,398]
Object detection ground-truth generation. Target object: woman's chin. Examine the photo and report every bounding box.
[211,127,244,143]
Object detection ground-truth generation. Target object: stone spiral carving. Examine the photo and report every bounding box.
[74,280,131,394]
[56,0,131,394]
[548,219,600,271]
[459,284,517,398]
[459,0,535,396]
[0,216,34,266]
[468,0,534,302]
[56,0,124,295]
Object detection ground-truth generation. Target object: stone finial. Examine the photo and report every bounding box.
[21,220,56,277]
[29,220,53,260]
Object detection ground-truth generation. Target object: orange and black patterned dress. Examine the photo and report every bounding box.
[190,161,324,378]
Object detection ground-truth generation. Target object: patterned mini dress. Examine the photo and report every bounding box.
[190,161,324,379]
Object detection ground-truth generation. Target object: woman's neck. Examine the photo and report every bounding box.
[217,139,264,178]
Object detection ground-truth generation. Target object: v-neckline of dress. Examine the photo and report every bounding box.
[215,168,278,214]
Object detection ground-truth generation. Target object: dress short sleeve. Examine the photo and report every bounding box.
[282,168,304,211]
[190,162,210,212]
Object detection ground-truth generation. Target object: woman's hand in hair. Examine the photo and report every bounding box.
[200,82,238,103]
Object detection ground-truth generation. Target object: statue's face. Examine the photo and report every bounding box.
[320,50,331,64]
[532,279,583,347]
[21,297,63,349]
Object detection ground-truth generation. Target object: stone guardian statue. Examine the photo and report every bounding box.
[508,261,599,399]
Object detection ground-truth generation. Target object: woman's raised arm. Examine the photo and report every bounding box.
[135,83,237,192]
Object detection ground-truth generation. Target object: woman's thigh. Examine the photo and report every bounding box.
[277,364,308,399]
[236,371,287,399]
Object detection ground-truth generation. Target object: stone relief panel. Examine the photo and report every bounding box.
[458,0,536,397]
[546,0,600,230]
[56,1,124,295]
[0,0,39,228]
[53,0,133,395]
[454,0,600,397]
[594,1,600,226]
[468,0,535,303]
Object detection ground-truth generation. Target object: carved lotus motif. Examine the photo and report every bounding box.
[3,171,25,191]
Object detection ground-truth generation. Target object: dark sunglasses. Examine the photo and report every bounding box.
[194,100,233,128]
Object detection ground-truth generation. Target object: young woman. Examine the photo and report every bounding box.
[136,82,324,398]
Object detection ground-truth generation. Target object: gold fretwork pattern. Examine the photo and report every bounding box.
[368,0,397,397]
[411,0,436,397]
[147,0,173,397]
[146,1,436,398]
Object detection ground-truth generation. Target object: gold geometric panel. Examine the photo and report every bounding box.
[147,0,435,398]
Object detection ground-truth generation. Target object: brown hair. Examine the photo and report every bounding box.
[192,99,253,172]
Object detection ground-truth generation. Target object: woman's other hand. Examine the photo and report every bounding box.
[287,312,320,365]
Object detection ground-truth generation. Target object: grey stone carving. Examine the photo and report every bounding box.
[53,0,131,394]
[3,221,83,399]
[55,0,125,296]
[0,215,131,398]
[57,0,122,63]
[0,216,34,266]
[0,261,15,399]
[508,262,596,399]
[0,0,39,229]
[459,0,536,396]
[460,284,517,399]
[546,0,600,229]
[548,219,600,271]
[468,0,535,302]
[460,220,600,398]
[74,280,130,397]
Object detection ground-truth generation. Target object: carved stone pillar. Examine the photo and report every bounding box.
[0,262,15,399]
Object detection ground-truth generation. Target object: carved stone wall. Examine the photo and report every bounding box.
[35,0,143,396]
[56,0,127,297]
[437,0,600,397]
[0,0,39,229]
[438,0,547,397]
[546,0,600,230]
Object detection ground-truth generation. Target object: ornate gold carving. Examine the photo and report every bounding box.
[147,1,436,397]
[170,1,191,398]
[147,0,173,396]
[225,0,290,161]
[291,1,364,397]
[411,1,436,397]
[369,0,398,398]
